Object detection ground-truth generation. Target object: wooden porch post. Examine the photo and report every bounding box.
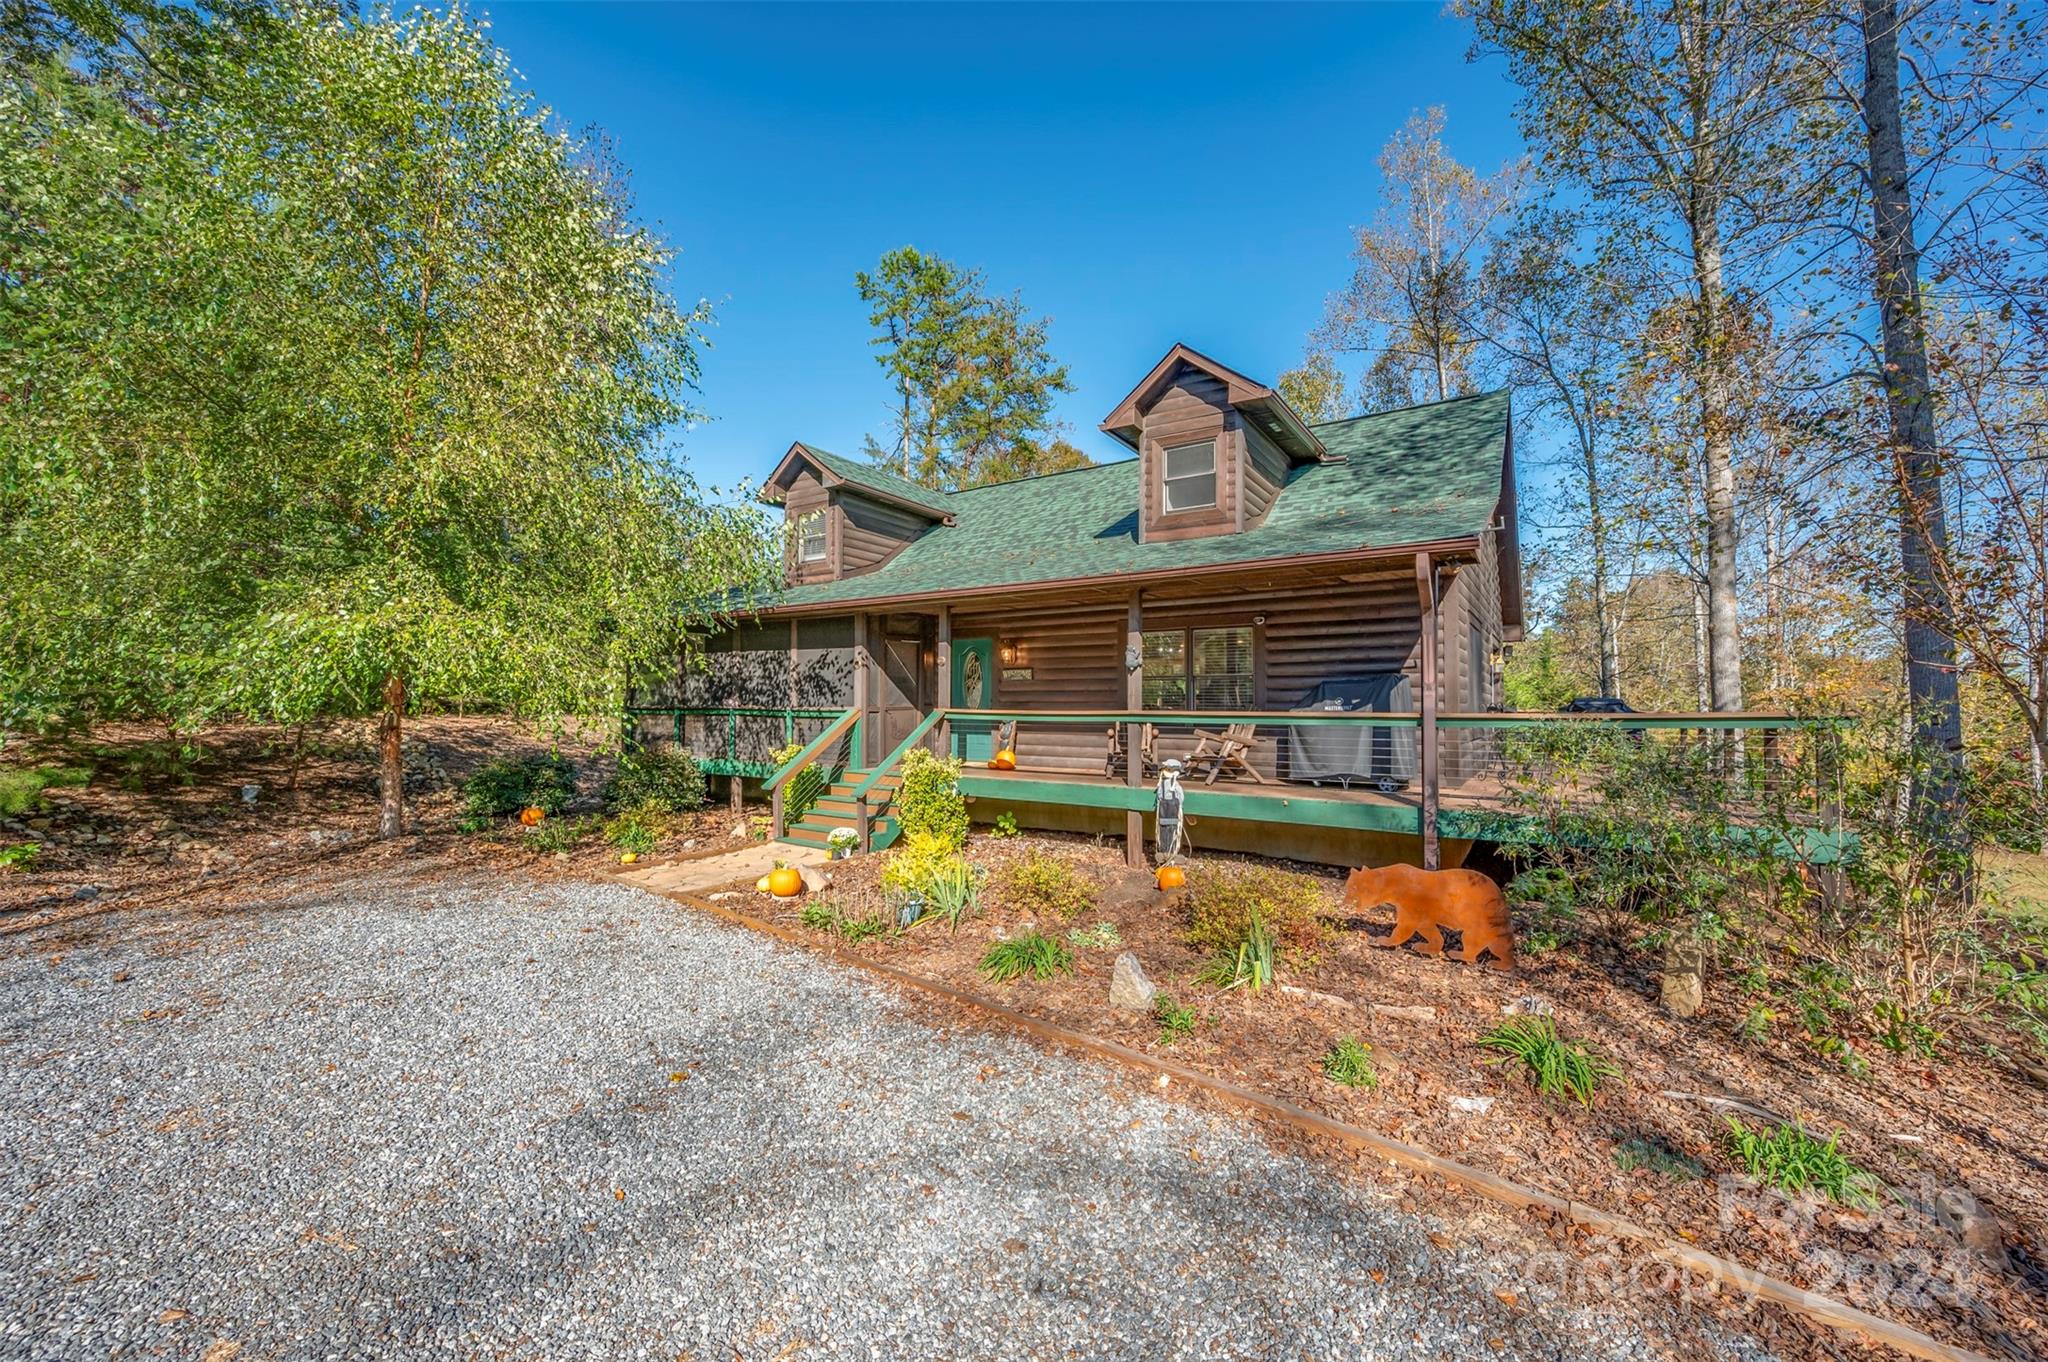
[1125,587,1145,868]
[1415,551,1440,871]
[936,604,952,758]
[852,613,870,769]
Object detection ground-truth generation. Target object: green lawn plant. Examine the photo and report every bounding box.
[0,843,39,872]
[602,803,665,856]
[1477,1016,1620,1105]
[0,765,92,817]
[979,930,1074,983]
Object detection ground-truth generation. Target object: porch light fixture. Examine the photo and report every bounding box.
[999,638,1022,666]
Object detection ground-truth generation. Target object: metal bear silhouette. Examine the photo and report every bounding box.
[1343,863,1514,972]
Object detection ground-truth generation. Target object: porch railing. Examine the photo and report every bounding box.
[767,707,861,840]
[622,705,846,778]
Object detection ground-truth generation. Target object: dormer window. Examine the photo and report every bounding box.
[797,517,828,563]
[1162,440,1217,512]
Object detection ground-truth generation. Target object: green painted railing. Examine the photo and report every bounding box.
[768,707,861,840]
[623,705,843,777]
[849,708,949,850]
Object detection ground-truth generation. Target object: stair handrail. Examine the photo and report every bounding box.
[850,708,948,850]
[768,707,860,840]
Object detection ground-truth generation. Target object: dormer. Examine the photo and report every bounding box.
[1100,343,1332,544]
[761,442,953,584]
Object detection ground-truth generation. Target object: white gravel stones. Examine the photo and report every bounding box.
[0,869,1775,1361]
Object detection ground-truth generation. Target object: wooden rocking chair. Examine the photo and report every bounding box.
[1186,722,1266,784]
[1103,722,1159,781]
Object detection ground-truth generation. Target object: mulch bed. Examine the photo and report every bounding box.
[713,830,2048,1362]
[0,717,751,929]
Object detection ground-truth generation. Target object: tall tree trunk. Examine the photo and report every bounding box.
[377,672,406,840]
[1583,428,1619,697]
[1692,582,1711,712]
[1862,0,1968,854]
[1692,203,1745,714]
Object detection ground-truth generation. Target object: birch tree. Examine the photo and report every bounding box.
[1462,0,1824,717]
[1315,107,1518,411]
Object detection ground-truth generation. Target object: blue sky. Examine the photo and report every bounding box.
[479,2,1529,493]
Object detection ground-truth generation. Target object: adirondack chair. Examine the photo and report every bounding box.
[1103,722,1159,781]
[1187,722,1266,784]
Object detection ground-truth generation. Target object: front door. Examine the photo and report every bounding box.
[878,633,924,759]
[951,637,996,761]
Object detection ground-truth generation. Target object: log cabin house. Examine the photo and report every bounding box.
[636,342,1559,870]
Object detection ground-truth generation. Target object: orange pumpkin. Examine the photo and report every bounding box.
[989,749,1017,771]
[1156,864,1187,891]
[519,806,546,826]
[767,866,804,898]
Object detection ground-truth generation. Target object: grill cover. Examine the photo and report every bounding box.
[1285,674,1416,789]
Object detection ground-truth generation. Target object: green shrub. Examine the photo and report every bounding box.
[0,764,92,816]
[991,811,1020,838]
[979,929,1074,983]
[464,754,577,820]
[896,748,967,849]
[522,815,595,854]
[1724,1118,1883,1208]
[603,803,666,855]
[1477,1016,1620,1105]
[0,842,39,871]
[1321,1036,1379,1088]
[605,748,704,813]
[1508,867,1580,953]
[1196,908,1276,991]
[997,848,1094,921]
[1185,865,1327,957]
[798,899,890,942]
[768,740,827,826]
[1067,921,1122,949]
[881,831,969,904]
[1154,994,1202,1045]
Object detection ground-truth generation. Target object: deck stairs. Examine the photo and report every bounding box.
[776,768,902,853]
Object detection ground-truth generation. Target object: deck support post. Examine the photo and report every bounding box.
[1125,588,1145,868]
[852,614,870,769]
[936,605,952,759]
[1415,551,1440,871]
[771,783,784,840]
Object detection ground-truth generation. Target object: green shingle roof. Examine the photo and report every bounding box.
[793,444,957,519]
[765,389,1510,610]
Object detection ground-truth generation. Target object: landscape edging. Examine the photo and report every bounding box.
[633,878,1993,1362]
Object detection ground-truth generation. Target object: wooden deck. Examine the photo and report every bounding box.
[954,763,1514,840]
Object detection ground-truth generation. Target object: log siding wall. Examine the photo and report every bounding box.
[839,491,928,577]
[1139,370,1240,542]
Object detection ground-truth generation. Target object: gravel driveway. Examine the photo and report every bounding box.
[0,865,1769,1361]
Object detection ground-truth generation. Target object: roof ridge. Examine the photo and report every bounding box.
[940,456,1135,498]
[1307,387,1508,432]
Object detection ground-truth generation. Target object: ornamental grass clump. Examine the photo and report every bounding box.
[1196,908,1276,992]
[979,929,1073,983]
[1724,1118,1884,1209]
[1321,1036,1379,1089]
[1476,1016,1620,1105]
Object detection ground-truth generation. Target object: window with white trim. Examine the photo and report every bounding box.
[797,514,827,563]
[1161,439,1217,512]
